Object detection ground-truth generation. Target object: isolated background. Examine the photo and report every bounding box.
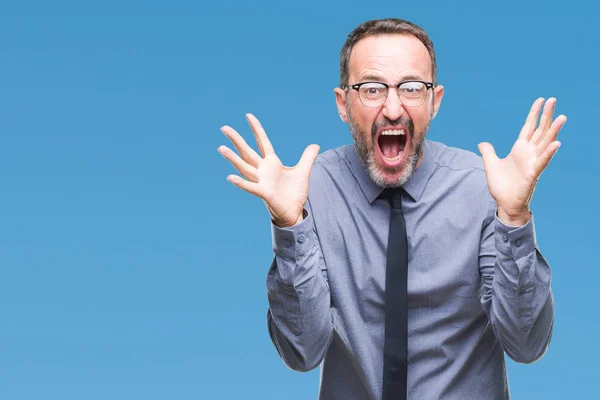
[1,0,597,399]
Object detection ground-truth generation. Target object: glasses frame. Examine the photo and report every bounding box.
[344,80,435,108]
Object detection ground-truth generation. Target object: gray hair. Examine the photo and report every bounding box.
[339,18,437,88]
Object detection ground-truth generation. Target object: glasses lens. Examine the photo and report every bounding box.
[359,83,387,107]
[399,81,427,106]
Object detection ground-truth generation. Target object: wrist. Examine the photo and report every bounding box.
[273,209,307,228]
[497,206,531,227]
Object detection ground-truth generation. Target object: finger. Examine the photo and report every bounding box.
[296,144,320,174]
[246,113,275,157]
[539,98,556,132]
[538,115,567,153]
[519,98,544,141]
[226,174,263,198]
[535,140,561,176]
[529,127,543,147]
[218,145,259,182]
[531,98,556,145]
[221,125,262,167]
[478,142,499,171]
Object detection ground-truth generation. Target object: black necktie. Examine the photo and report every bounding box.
[381,188,408,400]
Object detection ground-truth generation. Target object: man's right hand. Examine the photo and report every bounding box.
[218,113,320,228]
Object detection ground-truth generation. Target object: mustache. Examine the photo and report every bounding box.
[371,116,414,139]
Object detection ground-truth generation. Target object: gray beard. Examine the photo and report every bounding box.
[347,109,429,188]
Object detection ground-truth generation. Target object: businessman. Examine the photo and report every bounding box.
[218,18,565,399]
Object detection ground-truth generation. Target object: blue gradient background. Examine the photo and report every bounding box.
[0,1,596,399]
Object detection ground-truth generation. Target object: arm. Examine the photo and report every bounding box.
[266,201,333,372]
[217,114,325,371]
[477,97,565,362]
[479,198,554,363]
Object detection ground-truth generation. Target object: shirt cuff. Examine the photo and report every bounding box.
[271,209,315,259]
[494,213,537,260]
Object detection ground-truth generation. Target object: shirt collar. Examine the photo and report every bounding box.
[345,140,436,204]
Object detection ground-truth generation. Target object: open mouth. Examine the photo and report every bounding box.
[377,129,407,165]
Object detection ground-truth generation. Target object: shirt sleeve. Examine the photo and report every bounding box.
[266,199,333,372]
[479,195,554,363]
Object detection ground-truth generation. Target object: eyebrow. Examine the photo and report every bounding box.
[358,74,426,83]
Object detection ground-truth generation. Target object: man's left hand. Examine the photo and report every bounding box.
[478,97,567,226]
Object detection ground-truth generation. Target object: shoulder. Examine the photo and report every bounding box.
[426,140,489,191]
[310,144,353,177]
[428,140,485,173]
[308,144,357,197]
[313,145,349,166]
[427,140,494,212]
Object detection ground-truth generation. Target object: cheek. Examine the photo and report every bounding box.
[407,108,431,131]
[350,104,378,130]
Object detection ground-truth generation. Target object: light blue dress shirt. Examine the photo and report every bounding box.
[266,140,554,399]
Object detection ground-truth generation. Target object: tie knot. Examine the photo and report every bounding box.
[380,188,403,209]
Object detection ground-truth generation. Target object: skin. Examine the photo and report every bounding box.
[218,33,567,228]
[479,96,566,225]
[334,34,444,188]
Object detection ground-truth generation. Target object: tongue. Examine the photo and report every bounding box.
[379,135,401,158]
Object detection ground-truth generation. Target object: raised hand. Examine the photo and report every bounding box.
[218,114,320,228]
[478,98,567,226]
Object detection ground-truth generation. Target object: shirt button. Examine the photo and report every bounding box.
[515,238,522,247]
[284,239,291,248]
[298,236,304,243]
[502,234,508,242]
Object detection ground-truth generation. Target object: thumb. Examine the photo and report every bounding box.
[478,142,498,171]
[297,144,320,174]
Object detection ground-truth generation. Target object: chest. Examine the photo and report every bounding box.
[311,193,484,323]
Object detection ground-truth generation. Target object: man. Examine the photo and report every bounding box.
[218,18,564,400]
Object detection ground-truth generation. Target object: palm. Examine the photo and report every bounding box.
[479,98,566,218]
[218,114,319,228]
[257,153,313,226]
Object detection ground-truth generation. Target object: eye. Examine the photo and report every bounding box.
[399,82,425,96]
[359,83,386,98]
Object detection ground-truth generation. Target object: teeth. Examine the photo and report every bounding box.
[383,153,403,162]
[381,129,405,136]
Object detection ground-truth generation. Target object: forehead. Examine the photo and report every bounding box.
[348,33,432,81]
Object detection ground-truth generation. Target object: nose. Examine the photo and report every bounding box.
[382,88,405,121]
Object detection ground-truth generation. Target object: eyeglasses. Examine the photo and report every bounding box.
[344,80,434,108]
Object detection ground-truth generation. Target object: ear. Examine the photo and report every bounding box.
[431,85,444,120]
[334,87,349,123]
